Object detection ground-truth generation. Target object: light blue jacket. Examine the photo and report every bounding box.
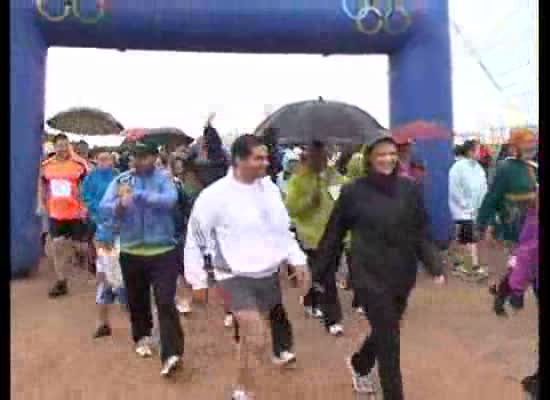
[97,168,178,248]
[448,158,488,221]
[82,167,118,224]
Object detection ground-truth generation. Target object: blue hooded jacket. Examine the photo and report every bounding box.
[97,168,178,249]
[82,167,118,224]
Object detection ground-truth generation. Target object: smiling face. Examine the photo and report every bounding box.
[368,140,399,175]
[235,144,269,180]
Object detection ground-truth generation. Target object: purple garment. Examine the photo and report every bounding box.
[508,208,538,295]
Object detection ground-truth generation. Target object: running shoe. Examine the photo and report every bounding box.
[231,389,253,400]
[303,305,324,319]
[160,355,181,377]
[135,336,154,358]
[224,313,235,328]
[48,280,68,298]
[328,323,344,337]
[176,300,192,315]
[472,265,489,278]
[93,324,112,339]
[355,307,365,315]
[272,351,297,366]
[346,357,378,394]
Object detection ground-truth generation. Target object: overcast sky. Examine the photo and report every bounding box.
[45,0,537,138]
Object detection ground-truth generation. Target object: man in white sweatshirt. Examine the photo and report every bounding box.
[184,134,310,400]
[448,140,488,279]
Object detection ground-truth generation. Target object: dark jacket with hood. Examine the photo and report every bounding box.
[311,169,443,298]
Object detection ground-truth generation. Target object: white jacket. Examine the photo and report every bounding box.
[448,158,488,221]
[184,172,306,290]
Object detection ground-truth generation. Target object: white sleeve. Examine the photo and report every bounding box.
[184,191,217,290]
[287,229,307,266]
[266,179,307,266]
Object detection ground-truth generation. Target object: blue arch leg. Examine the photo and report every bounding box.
[389,3,454,245]
[10,8,47,276]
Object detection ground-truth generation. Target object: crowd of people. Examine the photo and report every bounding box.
[36,117,539,399]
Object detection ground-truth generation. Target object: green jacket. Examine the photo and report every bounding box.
[345,145,369,181]
[477,159,537,243]
[286,166,346,250]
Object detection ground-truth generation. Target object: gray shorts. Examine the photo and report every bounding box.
[218,273,282,314]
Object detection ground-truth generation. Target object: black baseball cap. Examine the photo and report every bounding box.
[132,140,159,156]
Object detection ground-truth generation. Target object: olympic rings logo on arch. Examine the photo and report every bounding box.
[341,0,413,35]
[35,0,107,24]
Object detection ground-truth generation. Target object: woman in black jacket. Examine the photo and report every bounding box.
[311,134,446,399]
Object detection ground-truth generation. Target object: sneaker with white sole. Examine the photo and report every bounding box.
[231,389,253,400]
[224,313,234,328]
[176,300,192,315]
[135,337,154,358]
[328,324,344,337]
[303,305,324,319]
[160,355,181,377]
[346,357,377,394]
[272,350,297,366]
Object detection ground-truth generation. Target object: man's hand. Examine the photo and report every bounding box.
[288,265,311,295]
[206,112,216,126]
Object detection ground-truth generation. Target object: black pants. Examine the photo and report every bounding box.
[352,289,410,400]
[120,249,184,363]
[269,304,293,356]
[302,249,343,327]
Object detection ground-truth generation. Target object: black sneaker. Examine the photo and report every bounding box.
[521,373,539,399]
[48,280,68,298]
[93,324,112,339]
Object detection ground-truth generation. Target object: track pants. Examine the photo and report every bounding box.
[120,249,184,363]
[351,289,410,400]
[302,249,343,327]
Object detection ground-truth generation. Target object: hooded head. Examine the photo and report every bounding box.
[509,128,537,161]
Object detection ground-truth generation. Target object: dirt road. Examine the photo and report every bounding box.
[11,254,537,400]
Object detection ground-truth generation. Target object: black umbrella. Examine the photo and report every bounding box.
[121,127,194,150]
[254,98,386,145]
[47,107,124,135]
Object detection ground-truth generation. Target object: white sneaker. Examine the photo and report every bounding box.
[303,305,324,319]
[224,313,234,328]
[231,389,253,400]
[346,357,377,394]
[176,300,192,315]
[328,324,344,337]
[355,307,365,315]
[272,350,297,366]
[160,355,181,377]
[135,337,153,358]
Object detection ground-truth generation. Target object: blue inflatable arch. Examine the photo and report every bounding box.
[10,0,453,275]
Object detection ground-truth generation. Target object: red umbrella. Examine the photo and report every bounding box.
[391,120,452,144]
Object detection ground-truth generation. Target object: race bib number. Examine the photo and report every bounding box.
[328,185,342,201]
[50,179,71,198]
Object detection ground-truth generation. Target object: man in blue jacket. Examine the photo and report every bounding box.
[99,141,184,378]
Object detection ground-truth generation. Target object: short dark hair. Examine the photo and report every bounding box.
[230,134,264,164]
[53,133,69,143]
[462,140,478,156]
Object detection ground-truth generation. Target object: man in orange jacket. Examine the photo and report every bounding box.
[41,134,89,298]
